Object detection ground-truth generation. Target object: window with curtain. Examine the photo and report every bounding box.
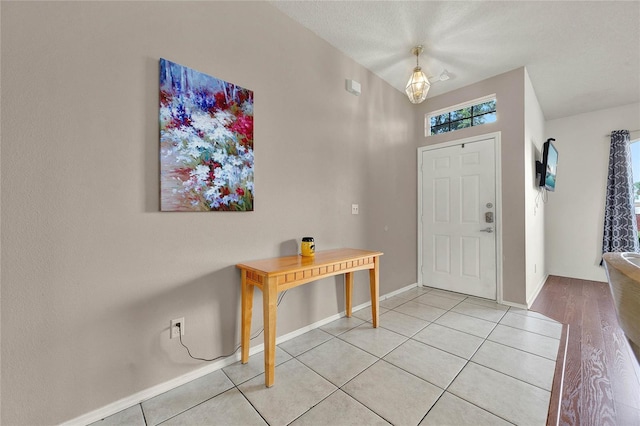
[602,130,640,258]
[629,139,640,241]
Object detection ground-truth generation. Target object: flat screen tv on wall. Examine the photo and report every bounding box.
[536,138,558,191]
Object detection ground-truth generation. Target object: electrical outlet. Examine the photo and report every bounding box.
[351,204,359,215]
[170,317,184,339]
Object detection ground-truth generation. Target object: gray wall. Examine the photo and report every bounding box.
[1,2,420,424]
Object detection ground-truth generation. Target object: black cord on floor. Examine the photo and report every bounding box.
[177,290,288,362]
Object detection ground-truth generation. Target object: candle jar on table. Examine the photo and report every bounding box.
[301,237,315,257]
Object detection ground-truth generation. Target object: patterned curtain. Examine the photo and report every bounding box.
[602,129,639,258]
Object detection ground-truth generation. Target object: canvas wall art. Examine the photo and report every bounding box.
[160,58,254,211]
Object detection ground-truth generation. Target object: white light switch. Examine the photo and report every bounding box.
[351,204,359,215]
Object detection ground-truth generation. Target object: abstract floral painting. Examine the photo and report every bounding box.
[160,58,254,211]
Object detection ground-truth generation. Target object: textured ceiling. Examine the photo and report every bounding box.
[270,1,640,120]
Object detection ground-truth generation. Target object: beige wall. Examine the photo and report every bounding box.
[546,103,640,282]
[415,68,527,304]
[0,2,420,424]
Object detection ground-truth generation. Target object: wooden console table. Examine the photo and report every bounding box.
[236,248,383,387]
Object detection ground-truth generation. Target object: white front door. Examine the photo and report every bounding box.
[419,136,498,299]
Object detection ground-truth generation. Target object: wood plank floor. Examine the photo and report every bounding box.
[531,275,640,426]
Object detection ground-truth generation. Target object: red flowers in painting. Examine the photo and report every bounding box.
[231,114,253,147]
[214,91,228,111]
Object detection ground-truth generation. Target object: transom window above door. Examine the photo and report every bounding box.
[426,95,497,136]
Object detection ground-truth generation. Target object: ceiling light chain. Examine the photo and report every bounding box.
[405,45,430,104]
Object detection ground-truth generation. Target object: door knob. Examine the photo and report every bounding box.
[480,227,494,233]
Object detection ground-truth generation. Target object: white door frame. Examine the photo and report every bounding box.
[417,131,504,303]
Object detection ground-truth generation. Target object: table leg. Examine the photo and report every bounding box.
[263,276,278,387]
[240,270,254,364]
[345,272,353,317]
[369,256,380,328]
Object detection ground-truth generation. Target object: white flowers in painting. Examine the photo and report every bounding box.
[190,165,210,185]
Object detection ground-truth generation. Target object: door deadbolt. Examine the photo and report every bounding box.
[485,211,494,223]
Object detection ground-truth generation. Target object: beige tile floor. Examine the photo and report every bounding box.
[92,286,562,426]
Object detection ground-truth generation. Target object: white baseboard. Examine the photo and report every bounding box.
[61,353,242,426]
[498,299,529,310]
[382,282,418,300]
[61,284,418,426]
[527,273,549,309]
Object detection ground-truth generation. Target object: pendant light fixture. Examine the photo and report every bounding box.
[405,45,430,104]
